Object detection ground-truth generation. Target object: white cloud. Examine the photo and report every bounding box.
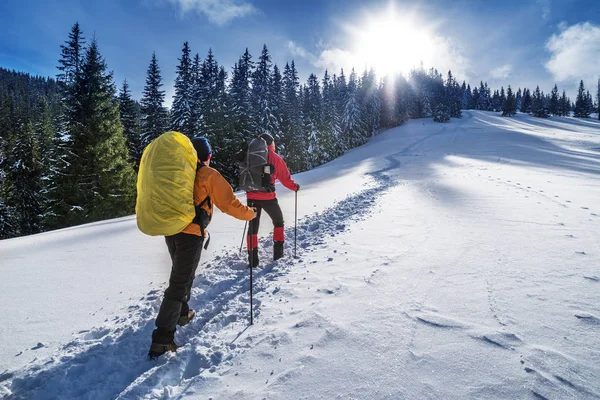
[545,22,600,86]
[166,0,257,26]
[537,0,550,20]
[490,64,512,79]
[287,41,315,62]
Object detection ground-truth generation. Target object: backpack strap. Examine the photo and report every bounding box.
[193,163,211,249]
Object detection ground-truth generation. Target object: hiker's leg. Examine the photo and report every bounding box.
[153,233,203,343]
[262,198,285,259]
[246,200,262,265]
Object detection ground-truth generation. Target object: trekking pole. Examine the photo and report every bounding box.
[239,221,247,254]
[249,219,254,325]
[294,190,298,258]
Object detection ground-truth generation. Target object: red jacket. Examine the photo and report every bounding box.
[246,146,297,200]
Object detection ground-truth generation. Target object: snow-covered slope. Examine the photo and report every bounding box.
[1,111,599,399]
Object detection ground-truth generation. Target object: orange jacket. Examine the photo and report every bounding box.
[181,164,254,236]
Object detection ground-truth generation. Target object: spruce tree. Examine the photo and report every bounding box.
[140,52,168,145]
[322,70,342,159]
[270,64,284,147]
[549,84,559,116]
[342,69,366,148]
[170,42,195,137]
[251,45,275,137]
[302,73,322,167]
[47,22,86,229]
[67,39,136,224]
[281,61,302,172]
[229,48,254,143]
[531,86,549,117]
[521,88,532,113]
[574,80,590,118]
[502,85,517,116]
[516,88,522,111]
[7,121,43,235]
[119,79,143,171]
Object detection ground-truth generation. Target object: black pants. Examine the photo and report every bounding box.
[247,198,284,240]
[152,232,204,344]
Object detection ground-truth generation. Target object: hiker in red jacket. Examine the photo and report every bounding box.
[246,133,299,266]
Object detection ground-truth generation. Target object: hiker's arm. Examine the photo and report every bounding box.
[210,172,255,220]
[273,154,297,191]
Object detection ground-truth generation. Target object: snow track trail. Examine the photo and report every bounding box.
[0,153,403,400]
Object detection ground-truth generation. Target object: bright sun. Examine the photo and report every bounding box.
[350,7,435,77]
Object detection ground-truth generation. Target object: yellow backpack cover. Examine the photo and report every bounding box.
[136,131,197,236]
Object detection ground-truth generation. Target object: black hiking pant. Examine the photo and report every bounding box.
[152,232,204,344]
[247,198,285,264]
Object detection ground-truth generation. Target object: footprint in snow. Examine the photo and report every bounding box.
[414,312,465,328]
[574,313,600,324]
[583,275,599,282]
[581,207,589,210]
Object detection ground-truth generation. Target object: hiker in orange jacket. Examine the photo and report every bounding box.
[246,133,299,267]
[150,137,256,359]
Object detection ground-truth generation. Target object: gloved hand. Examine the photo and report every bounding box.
[295,183,300,192]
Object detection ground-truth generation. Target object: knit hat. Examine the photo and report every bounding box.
[259,133,274,146]
[191,136,212,162]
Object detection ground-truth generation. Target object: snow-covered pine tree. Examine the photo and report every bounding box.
[502,85,517,116]
[531,86,549,117]
[269,64,284,150]
[7,121,43,235]
[199,48,221,140]
[170,42,195,137]
[322,70,342,159]
[302,73,323,167]
[281,61,303,172]
[515,88,522,111]
[477,81,490,111]
[342,69,366,148]
[520,88,532,113]
[360,68,381,136]
[380,74,397,128]
[210,65,237,185]
[461,81,472,110]
[446,71,462,118]
[586,90,594,116]
[46,22,87,229]
[140,52,168,146]
[190,53,202,135]
[229,48,254,143]
[549,84,559,116]
[119,80,143,171]
[559,90,568,117]
[574,80,590,118]
[471,87,480,110]
[251,45,275,137]
[68,39,136,224]
[396,74,413,122]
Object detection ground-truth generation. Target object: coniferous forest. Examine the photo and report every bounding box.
[1,22,599,239]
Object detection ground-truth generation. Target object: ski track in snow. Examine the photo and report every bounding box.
[0,154,401,399]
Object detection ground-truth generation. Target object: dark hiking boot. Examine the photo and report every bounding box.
[148,341,181,359]
[274,241,284,261]
[178,309,195,326]
[248,248,259,268]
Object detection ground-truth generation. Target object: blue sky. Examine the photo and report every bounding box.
[1,0,599,102]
